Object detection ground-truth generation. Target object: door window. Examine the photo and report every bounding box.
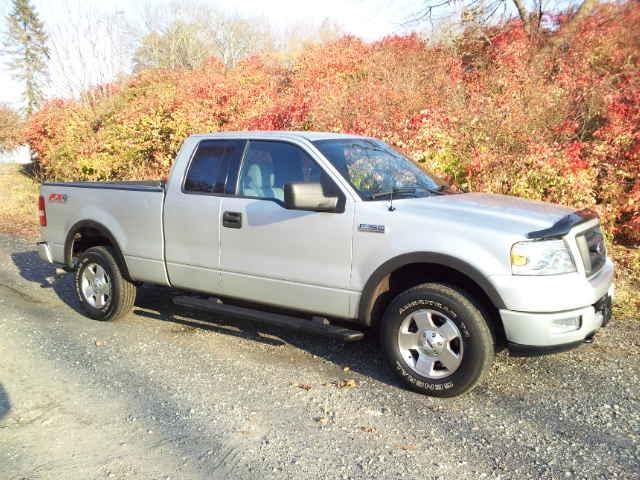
[183,140,245,194]
[237,141,333,202]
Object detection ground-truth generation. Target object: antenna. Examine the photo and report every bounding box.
[388,189,396,212]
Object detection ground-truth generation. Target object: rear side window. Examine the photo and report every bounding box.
[183,140,245,194]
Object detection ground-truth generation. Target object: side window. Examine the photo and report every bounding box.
[238,141,334,202]
[184,140,245,194]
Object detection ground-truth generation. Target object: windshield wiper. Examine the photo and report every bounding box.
[370,187,417,200]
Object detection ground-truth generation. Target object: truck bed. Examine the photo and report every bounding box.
[41,180,168,286]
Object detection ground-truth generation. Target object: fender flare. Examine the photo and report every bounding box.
[64,219,131,280]
[358,252,506,325]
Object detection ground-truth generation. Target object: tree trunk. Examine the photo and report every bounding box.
[511,0,531,33]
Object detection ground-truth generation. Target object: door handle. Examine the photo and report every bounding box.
[222,211,242,228]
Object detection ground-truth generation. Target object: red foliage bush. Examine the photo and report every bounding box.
[25,2,640,243]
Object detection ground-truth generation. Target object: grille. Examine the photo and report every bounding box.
[576,226,606,276]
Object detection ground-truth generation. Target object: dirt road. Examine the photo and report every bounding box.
[1,234,638,479]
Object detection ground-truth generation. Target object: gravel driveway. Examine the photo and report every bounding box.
[0,234,638,479]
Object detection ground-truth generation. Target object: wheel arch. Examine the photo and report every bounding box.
[358,252,506,328]
[64,220,132,281]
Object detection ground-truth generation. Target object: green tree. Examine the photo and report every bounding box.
[3,0,50,114]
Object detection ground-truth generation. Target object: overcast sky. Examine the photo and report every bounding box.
[0,0,442,109]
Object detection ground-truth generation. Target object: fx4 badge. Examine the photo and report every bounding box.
[358,224,385,234]
[48,193,67,203]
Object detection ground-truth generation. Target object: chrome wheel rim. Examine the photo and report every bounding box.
[397,309,464,379]
[81,263,111,309]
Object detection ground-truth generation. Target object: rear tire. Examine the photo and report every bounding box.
[380,283,494,397]
[74,246,136,321]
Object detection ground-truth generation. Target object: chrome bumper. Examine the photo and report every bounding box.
[37,241,53,263]
[501,284,614,348]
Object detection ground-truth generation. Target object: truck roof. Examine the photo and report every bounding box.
[190,131,369,142]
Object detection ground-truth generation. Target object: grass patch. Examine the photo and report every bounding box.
[0,163,40,239]
[611,245,640,321]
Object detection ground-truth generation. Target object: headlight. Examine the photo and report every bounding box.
[511,239,576,275]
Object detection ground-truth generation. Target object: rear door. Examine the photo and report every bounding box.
[163,139,245,293]
[218,140,356,318]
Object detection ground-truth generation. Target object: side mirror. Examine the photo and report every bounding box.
[284,182,339,212]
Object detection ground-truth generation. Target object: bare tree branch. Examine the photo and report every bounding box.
[408,0,598,37]
[510,0,531,32]
[404,0,455,27]
[47,2,134,101]
[133,4,275,70]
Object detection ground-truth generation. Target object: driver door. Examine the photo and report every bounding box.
[219,140,356,318]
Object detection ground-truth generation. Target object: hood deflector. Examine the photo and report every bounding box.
[527,209,598,240]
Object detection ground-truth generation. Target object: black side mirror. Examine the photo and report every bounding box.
[284,182,339,212]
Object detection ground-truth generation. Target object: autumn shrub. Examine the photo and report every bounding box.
[25,1,640,243]
[0,104,25,150]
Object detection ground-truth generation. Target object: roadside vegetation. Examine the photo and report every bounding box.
[25,2,639,246]
[0,164,39,239]
[610,245,640,320]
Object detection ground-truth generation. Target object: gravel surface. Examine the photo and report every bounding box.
[0,233,638,479]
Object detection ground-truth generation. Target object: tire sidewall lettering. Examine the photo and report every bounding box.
[381,284,494,397]
[397,298,471,339]
[395,361,455,391]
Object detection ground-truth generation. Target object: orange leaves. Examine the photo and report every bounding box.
[565,141,589,172]
[23,1,640,242]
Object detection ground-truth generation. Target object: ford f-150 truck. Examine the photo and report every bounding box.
[37,131,614,397]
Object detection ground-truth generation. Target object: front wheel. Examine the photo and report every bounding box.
[75,246,137,321]
[380,283,494,397]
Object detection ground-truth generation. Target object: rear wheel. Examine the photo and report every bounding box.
[74,246,136,321]
[380,283,494,397]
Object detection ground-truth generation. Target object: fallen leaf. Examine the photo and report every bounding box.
[334,379,357,389]
[359,426,377,433]
[397,444,417,450]
[291,382,312,391]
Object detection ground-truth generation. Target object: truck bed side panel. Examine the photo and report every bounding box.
[40,184,169,285]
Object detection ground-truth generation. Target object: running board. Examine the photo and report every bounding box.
[172,295,365,342]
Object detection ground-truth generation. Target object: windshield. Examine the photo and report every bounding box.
[312,138,449,200]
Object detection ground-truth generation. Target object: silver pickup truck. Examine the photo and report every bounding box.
[38,131,614,396]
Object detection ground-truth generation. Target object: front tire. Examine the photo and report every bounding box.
[75,246,136,321]
[380,283,494,397]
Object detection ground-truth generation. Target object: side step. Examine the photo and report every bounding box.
[172,295,365,342]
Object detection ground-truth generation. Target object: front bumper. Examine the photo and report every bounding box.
[500,284,614,349]
[490,258,614,313]
[37,241,53,263]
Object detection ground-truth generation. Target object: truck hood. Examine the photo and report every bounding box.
[394,192,575,237]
